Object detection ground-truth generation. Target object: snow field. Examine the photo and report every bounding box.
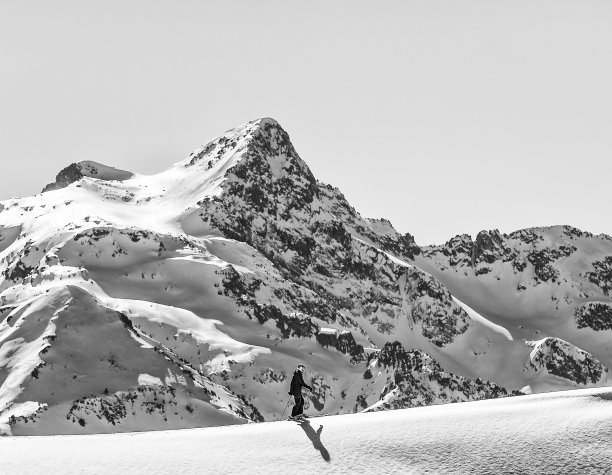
[3,387,612,474]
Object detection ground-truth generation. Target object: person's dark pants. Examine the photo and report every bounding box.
[291,394,304,417]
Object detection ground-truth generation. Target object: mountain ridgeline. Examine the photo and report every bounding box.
[0,118,609,435]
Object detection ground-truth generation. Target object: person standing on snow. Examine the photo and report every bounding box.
[289,363,312,419]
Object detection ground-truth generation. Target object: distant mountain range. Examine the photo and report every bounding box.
[0,118,609,435]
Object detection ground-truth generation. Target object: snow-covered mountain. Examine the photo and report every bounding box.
[415,227,612,391]
[0,118,609,435]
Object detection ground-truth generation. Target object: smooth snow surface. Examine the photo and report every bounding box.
[3,387,612,474]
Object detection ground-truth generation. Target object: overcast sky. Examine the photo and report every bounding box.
[1,1,610,245]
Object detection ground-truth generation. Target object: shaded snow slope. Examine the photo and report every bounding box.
[3,387,612,474]
[1,118,610,435]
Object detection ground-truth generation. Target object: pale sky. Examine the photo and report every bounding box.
[1,1,611,245]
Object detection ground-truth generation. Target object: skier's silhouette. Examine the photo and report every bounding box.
[288,363,312,419]
[298,420,330,462]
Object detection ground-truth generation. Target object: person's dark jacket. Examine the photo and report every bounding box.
[289,370,312,396]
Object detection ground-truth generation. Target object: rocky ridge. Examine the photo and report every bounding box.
[42,161,134,192]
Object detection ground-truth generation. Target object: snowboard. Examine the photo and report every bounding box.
[289,412,330,422]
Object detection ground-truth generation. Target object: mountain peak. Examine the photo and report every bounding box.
[251,116,282,128]
[42,161,134,193]
[184,117,291,169]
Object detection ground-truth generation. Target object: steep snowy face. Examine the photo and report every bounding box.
[0,118,609,436]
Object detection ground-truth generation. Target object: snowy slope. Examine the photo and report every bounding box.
[0,118,610,435]
[3,387,612,474]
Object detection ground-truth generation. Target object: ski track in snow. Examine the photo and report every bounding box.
[3,387,612,474]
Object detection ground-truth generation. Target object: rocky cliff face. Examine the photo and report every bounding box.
[526,337,607,386]
[360,341,514,411]
[0,118,609,435]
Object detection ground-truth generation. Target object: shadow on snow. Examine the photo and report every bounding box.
[298,420,331,462]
